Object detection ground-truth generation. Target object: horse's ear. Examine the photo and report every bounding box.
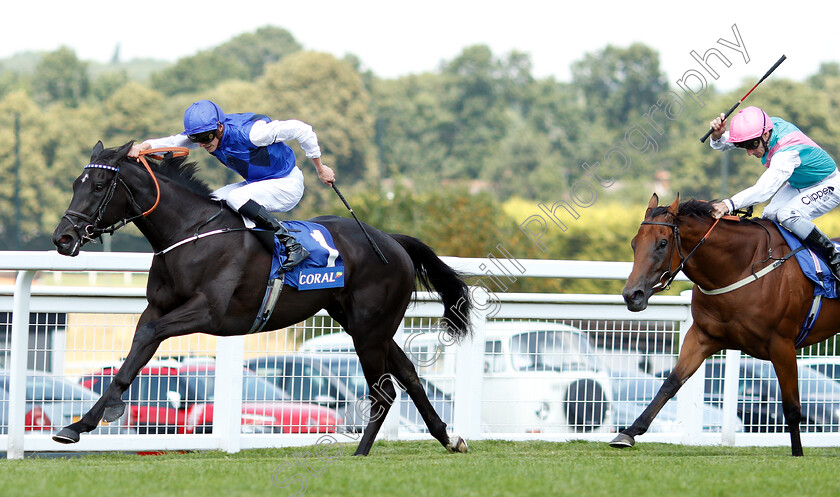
[90,141,105,161]
[115,141,135,160]
[668,193,680,215]
[647,193,659,210]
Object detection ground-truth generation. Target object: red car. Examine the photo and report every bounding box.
[80,362,342,434]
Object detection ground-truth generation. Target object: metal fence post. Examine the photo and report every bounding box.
[721,349,742,445]
[453,287,486,440]
[8,270,36,460]
[214,335,245,453]
[675,307,704,444]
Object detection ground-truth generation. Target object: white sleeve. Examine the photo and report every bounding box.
[728,150,801,210]
[710,131,734,151]
[249,119,322,159]
[144,134,198,150]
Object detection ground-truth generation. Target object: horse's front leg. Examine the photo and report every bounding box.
[54,293,222,444]
[769,345,803,456]
[610,325,720,449]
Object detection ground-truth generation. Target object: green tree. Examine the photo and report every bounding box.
[102,82,168,145]
[151,51,249,96]
[31,47,89,107]
[372,73,454,185]
[211,26,302,80]
[260,51,377,187]
[571,43,669,128]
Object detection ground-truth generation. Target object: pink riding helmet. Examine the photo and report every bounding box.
[727,106,771,143]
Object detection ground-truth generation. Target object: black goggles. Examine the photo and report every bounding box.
[188,130,217,144]
[733,137,761,150]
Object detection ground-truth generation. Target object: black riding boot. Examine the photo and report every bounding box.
[805,227,840,281]
[238,200,309,270]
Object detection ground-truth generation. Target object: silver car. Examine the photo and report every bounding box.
[0,369,131,435]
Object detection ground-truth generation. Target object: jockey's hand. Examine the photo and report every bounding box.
[710,201,729,219]
[128,142,151,160]
[317,164,336,186]
[709,113,727,141]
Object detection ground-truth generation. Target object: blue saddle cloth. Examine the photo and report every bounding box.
[269,220,345,290]
[775,222,838,299]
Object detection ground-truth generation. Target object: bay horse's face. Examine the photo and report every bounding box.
[622,193,681,311]
[52,141,133,256]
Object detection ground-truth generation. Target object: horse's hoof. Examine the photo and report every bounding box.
[53,427,80,444]
[447,435,468,453]
[609,433,635,449]
[103,403,126,423]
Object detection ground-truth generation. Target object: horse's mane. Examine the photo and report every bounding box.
[649,198,713,219]
[649,198,754,225]
[98,145,214,198]
[142,155,214,198]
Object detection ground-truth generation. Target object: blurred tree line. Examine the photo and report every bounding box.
[2,26,840,293]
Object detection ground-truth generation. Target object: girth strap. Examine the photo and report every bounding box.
[698,246,805,295]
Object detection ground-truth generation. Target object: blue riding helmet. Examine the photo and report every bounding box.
[183,100,226,135]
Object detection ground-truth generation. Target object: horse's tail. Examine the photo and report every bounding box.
[390,234,472,341]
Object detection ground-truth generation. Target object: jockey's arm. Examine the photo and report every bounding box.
[129,134,197,158]
[250,119,335,185]
[726,151,800,212]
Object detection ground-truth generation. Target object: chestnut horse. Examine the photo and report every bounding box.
[51,141,472,456]
[611,193,840,456]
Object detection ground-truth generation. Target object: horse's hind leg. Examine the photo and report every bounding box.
[769,344,803,456]
[386,340,467,453]
[610,325,720,449]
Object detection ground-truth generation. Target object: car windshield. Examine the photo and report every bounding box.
[510,330,598,372]
[182,370,291,402]
[610,372,662,402]
[0,374,98,401]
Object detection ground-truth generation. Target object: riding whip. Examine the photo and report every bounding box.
[700,55,787,143]
[331,183,388,264]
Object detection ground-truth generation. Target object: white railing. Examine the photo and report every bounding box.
[1,251,837,459]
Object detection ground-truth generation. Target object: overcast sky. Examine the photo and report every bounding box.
[2,0,836,92]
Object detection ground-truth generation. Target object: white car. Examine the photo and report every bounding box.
[302,320,614,434]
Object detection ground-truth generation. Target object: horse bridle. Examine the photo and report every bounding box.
[640,216,720,293]
[61,148,186,247]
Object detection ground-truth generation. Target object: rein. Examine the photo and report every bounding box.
[62,147,189,246]
[137,147,189,216]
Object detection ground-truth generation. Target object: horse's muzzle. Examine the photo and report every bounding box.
[622,287,649,312]
[52,223,82,257]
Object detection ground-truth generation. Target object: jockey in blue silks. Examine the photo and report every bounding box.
[129,100,336,270]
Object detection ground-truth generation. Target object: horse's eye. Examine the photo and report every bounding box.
[94,183,105,192]
[657,239,668,250]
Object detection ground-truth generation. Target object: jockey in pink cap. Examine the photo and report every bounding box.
[709,106,840,280]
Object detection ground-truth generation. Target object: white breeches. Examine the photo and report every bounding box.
[211,166,305,213]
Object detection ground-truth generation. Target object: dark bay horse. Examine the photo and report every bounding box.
[51,141,472,456]
[611,193,840,456]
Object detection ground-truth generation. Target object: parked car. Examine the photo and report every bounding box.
[79,362,342,434]
[0,369,129,435]
[608,368,743,433]
[798,356,840,383]
[245,353,453,433]
[658,357,840,432]
[301,321,614,434]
